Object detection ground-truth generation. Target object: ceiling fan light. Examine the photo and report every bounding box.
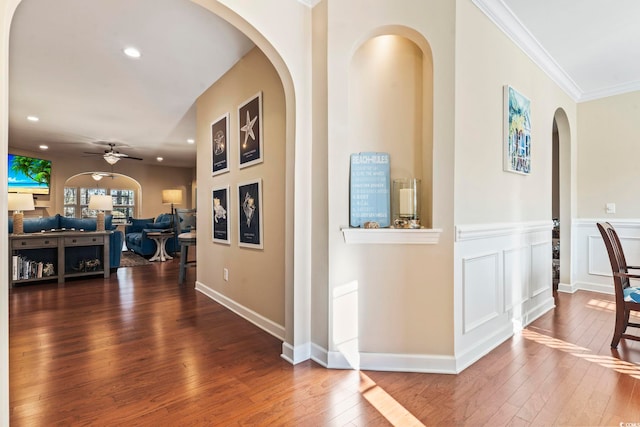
[104,153,120,165]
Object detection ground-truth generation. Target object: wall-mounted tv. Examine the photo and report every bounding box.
[8,153,51,195]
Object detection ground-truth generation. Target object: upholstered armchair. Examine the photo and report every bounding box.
[124,213,177,257]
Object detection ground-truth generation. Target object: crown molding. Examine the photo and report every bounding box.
[579,80,640,102]
[472,0,583,102]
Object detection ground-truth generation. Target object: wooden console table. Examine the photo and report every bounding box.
[9,230,111,286]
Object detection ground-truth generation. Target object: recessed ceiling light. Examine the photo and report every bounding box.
[27,115,39,122]
[187,139,195,144]
[123,47,141,58]
[39,145,48,150]
[156,157,163,162]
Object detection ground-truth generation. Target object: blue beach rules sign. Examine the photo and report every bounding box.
[349,152,390,228]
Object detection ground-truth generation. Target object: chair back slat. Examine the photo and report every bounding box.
[597,222,630,301]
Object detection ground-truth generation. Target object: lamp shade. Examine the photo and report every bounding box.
[88,194,113,211]
[8,193,35,212]
[162,189,182,205]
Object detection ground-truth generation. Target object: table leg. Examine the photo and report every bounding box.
[161,237,173,261]
[178,243,188,284]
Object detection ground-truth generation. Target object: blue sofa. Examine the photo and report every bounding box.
[124,213,178,257]
[9,214,124,271]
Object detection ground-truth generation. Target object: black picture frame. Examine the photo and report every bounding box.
[238,92,263,169]
[237,179,263,248]
[212,185,230,244]
[211,112,229,176]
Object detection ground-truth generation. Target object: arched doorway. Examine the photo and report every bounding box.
[552,108,572,292]
[1,2,311,421]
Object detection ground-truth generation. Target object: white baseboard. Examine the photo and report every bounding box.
[311,344,458,374]
[281,341,311,365]
[195,281,285,341]
[455,322,513,373]
[570,281,614,295]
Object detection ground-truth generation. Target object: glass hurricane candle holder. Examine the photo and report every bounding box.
[392,178,421,229]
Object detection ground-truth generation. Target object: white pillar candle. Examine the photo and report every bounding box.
[399,188,415,216]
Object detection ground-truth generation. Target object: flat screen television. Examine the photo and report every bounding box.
[8,153,51,195]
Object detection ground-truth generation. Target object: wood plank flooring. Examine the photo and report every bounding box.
[9,259,640,426]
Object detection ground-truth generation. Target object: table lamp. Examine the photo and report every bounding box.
[162,189,182,224]
[8,193,35,234]
[88,194,113,231]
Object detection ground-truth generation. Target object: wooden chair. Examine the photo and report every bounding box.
[597,222,640,347]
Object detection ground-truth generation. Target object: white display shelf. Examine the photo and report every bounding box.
[341,227,442,245]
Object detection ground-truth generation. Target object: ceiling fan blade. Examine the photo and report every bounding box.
[83,151,105,155]
[123,156,143,161]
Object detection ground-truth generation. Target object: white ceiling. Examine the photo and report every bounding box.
[9,0,254,167]
[476,0,640,100]
[9,1,640,167]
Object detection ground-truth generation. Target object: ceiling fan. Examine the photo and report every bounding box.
[83,142,143,165]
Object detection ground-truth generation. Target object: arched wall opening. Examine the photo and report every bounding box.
[553,108,572,289]
[64,172,143,220]
[1,1,307,421]
[190,0,302,362]
[348,30,434,227]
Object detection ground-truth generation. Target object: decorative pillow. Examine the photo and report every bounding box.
[145,221,171,230]
[128,217,155,233]
[156,213,173,224]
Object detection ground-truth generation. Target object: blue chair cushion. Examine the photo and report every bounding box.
[145,221,171,230]
[128,217,155,233]
[624,286,640,303]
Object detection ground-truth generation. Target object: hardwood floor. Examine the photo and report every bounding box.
[9,260,640,426]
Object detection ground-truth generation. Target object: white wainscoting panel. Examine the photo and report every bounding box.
[454,221,555,372]
[573,219,640,294]
[503,246,530,311]
[462,253,500,334]
[531,242,552,297]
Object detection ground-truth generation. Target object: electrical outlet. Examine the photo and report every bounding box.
[606,203,616,214]
[223,268,229,281]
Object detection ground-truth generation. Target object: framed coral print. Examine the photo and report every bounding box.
[238,92,263,169]
[211,112,229,176]
[503,85,531,175]
[212,185,230,244]
[237,179,263,249]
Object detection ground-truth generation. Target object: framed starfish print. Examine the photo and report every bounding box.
[238,91,263,169]
[237,179,263,249]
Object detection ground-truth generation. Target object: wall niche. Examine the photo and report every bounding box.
[347,33,434,235]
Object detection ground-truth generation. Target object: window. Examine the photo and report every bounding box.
[63,187,77,218]
[111,189,134,224]
[64,186,135,224]
[80,187,107,218]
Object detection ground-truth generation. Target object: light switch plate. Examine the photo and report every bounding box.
[606,203,616,214]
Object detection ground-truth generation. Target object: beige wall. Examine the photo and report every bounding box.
[454,0,577,225]
[196,47,286,325]
[8,147,194,219]
[325,0,456,356]
[577,90,640,218]
[311,1,330,350]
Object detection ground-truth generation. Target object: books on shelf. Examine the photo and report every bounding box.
[12,255,51,280]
